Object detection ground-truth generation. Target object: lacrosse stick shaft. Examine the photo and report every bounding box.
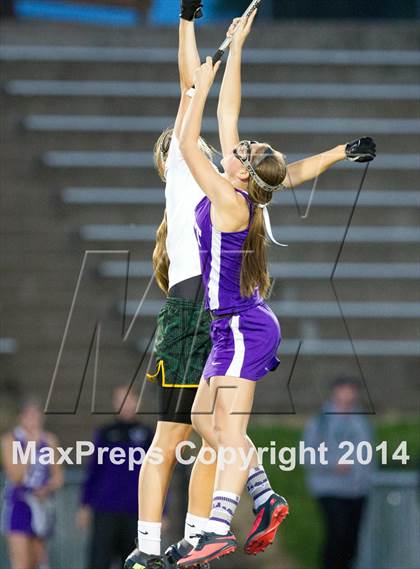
[212,0,262,64]
[187,0,262,95]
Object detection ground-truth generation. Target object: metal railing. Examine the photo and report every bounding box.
[356,470,420,569]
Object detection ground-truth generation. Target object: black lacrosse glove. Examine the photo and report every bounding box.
[345,137,376,163]
[180,0,203,21]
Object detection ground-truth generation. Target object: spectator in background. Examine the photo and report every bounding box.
[0,398,64,569]
[77,386,154,569]
[303,376,375,569]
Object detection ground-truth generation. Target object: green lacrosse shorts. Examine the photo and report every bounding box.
[147,296,212,424]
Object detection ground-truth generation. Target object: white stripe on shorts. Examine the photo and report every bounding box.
[226,315,245,377]
[208,228,221,310]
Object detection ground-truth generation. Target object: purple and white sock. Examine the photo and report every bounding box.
[205,491,240,536]
[247,466,275,511]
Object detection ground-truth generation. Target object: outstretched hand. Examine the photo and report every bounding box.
[193,57,222,92]
[345,137,377,163]
[180,0,203,21]
[227,9,257,52]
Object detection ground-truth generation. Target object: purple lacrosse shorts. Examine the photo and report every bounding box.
[1,498,35,536]
[202,302,281,381]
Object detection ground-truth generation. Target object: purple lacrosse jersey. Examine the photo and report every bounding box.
[1,427,55,538]
[194,190,262,314]
[194,191,281,381]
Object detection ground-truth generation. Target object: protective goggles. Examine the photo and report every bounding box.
[233,140,285,193]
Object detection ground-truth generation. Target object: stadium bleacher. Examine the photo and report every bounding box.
[1,19,419,443]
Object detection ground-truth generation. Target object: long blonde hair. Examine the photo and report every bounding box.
[152,128,214,293]
[240,145,287,298]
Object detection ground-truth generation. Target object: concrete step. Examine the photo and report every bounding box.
[54,198,419,229]
[60,188,420,208]
[19,301,410,350]
[11,164,415,191]
[121,299,420,319]
[77,230,419,262]
[78,223,420,243]
[0,338,18,354]
[13,301,415,341]
[4,82,419,119]
[3,59,418,84]
[12,355,419,420]
[6,93,419,121]
[138,336,420,357]
[40,150,418,170]
[3,262,419,302]
[2,44,420,65]
[6,79,420,101]
[24,115,420,136]
[10,128,414,158]
[98,260,420,281]
[2,149,417,192]
[1,21,419,51]
[130,316,420,341]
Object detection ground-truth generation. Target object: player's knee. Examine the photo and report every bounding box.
[214,419,246,448]
[153,422,192,455]
[191,412,209,439]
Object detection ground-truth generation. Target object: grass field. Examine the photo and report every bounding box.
[249,417,420,569]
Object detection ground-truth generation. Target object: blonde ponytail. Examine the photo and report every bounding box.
[152,211,170,294]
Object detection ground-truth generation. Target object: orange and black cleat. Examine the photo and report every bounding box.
[244,494,289,555]
[177,532,237,567]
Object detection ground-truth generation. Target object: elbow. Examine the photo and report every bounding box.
[179,139,193,164]
[179,138,187,154]
[179,138,191,157]
[180,145,197,173]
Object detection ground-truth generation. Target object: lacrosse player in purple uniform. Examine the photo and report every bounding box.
[1,400,63,569]
[177,9,376,567]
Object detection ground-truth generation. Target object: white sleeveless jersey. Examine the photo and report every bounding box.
[164,134,205,289]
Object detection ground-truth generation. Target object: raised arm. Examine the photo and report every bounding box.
[284,137,376,188]
[217,12,257,158]
[174,2,203,138]
[179,58,236,210]
[284,146,346,188]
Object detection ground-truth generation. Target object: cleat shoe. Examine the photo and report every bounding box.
[244,494,289,555]
[165,539,210,568]
[124,547,173,569]
[177,532,236,567]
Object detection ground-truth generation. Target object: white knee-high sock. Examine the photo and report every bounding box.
[246,465,275,511]
[184,513,208,547]
[205,491,240,536]
[137,520,161,555]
